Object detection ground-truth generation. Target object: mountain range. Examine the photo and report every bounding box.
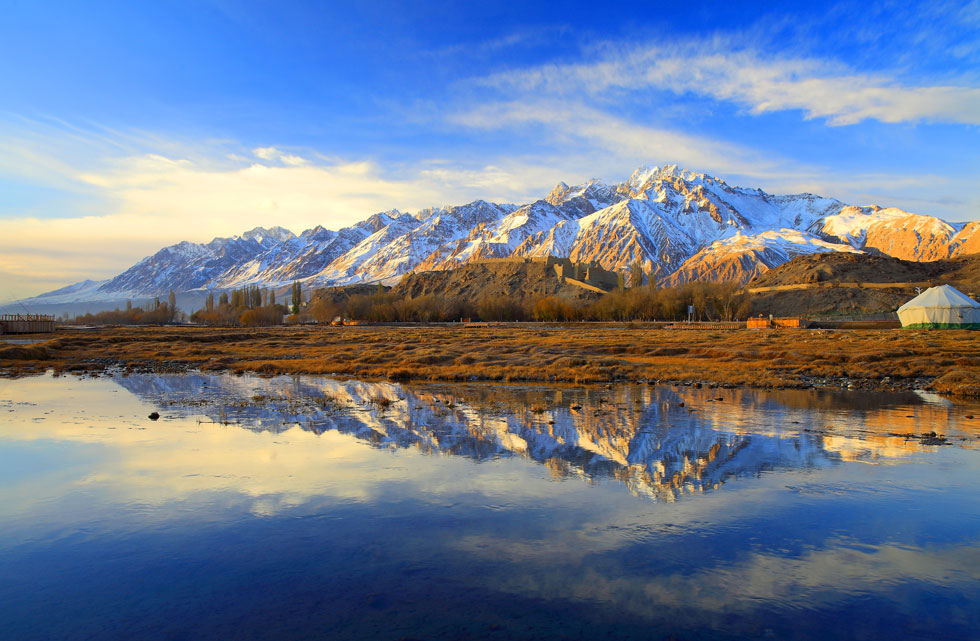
[18,163,980,308]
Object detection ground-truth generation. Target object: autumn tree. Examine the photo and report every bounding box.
[310,297,340,323]
[167,290,178,323]
[291,281,302,315]
[630,260,644,288]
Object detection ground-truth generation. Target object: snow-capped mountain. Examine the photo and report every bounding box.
[98,226,296,296]
[19,163,980,305]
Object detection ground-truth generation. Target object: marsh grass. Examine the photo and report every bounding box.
[5,325,980,394]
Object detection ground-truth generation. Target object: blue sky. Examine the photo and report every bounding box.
[1,0,978,298]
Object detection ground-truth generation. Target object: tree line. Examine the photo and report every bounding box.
[190,283,301,326]
[65,291,183,325]
[64,280,751,327]
[305,281,750,323]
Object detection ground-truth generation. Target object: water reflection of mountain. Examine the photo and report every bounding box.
[112,373,975,502]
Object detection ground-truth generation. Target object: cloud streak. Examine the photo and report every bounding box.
[451,99,791,180]
[477,42,980,126]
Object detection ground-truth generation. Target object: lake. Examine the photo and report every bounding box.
[1,372,979,640]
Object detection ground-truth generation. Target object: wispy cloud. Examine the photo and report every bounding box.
[427,24,572,60]
[451,99,791,180]
[476,41,980,126]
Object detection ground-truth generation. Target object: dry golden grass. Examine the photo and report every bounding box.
[4,324,980,394]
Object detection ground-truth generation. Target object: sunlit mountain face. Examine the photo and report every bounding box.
[19,164,980,310]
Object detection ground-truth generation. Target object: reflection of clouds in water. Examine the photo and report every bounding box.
[474,539,980,626]
[79,427,383,508]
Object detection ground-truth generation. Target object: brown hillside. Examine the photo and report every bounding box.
[311,283,384,304]
[749,252,980,288]
[392,260,602,301]
[749,286,916,317]
[747,253,980,317]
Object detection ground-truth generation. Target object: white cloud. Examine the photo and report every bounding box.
[478,42,980,126]
[252,146,279,160]
[0,128,575,299]
[451,99,789,180]
[252,146,309,166]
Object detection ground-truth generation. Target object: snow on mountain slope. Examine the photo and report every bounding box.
[663,229,859,286]
[950,222,980,257]
[415,193,605,272]
[620,164,844,233]
[545,178,619,211]
[512,218,583,260]
[328,200,514,284]
[563,199,697,276]
[21,163,977,304]
[862,214,961,261]
[312,213,422,284]
[30,279,108,301]
[513,165,848,280]
[216,226,338,287]
[97,227,296,296]
[217,211,412,287]
[818,206,962,261]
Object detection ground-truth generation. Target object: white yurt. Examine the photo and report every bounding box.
[897,285,980,329]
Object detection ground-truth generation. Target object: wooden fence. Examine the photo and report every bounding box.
[0,314,56,334]
[663,321,744,330]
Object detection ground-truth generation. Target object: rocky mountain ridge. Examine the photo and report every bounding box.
[20,163,980,305]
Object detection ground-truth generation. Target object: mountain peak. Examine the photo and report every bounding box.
[546,179,612,207]
[624,164,675,192]
[545,181,572,205]
[240,226,296,244]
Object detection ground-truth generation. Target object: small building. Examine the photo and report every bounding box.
[897,285,980,329]
[747,315,808,329]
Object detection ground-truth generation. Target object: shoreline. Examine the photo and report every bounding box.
[2,324,979,395]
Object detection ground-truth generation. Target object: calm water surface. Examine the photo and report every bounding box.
[1,372,979,640]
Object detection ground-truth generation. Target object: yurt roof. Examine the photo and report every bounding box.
[898,285,980,312]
